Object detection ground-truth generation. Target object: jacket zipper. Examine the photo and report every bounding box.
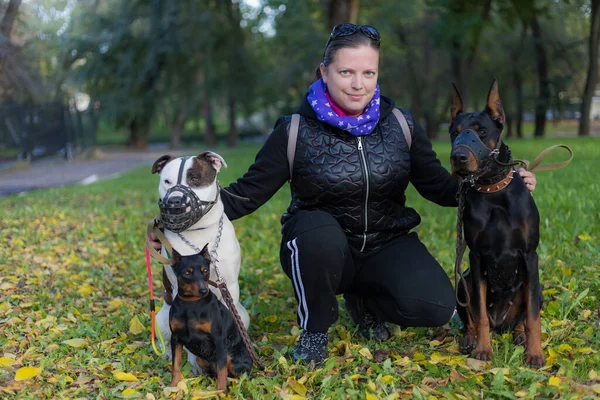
[357,136,369,252]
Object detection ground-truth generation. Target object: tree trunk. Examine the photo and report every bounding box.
[511,24,527,139]
[450,39,464,100]
[168,106,186,150]
[513,68,524,138]
[463,0,492,102]
[89,103,98,146]
[579,0,600,136]
[203,98,216,147]
[126,120,149,149]
[530,16,550,137]
[0,0,23,78]
[424,112,439,139]
[0,0,22,38]
[328,0,359,29]
[506,114,514,138]
[227,95,238,148]
[396,24,423,123]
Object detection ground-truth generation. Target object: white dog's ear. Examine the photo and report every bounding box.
[199,151,227,172]
[152,155,173,174]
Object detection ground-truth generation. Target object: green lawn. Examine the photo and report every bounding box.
[0,137,598,399]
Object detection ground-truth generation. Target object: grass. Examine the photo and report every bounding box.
[0,136,599,399]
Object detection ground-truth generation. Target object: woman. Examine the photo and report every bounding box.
[152,24,536,365]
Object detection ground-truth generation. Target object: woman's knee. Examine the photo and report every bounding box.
[282,210,348,259]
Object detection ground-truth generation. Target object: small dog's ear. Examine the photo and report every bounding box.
[199,151,227,172]
[200,243,211,262]
[152,155,173,174]
[485,78,505,126]
[171,249,181,264]
[450,82,463,128]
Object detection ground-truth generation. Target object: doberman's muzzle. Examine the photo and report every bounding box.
[158,157,218,233]
[451,129,500,176]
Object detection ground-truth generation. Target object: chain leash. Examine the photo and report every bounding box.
[176,213,264,370]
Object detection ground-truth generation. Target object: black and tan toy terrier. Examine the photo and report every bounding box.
[168,245,252,391]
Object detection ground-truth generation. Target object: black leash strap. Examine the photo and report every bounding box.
[210,280,265,370]
[454,180,470,308]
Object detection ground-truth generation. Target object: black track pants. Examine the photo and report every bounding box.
[280,210,456,333]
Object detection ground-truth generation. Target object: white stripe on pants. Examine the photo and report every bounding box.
[287,238,309,329]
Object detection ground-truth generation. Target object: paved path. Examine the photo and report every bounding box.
[0,149,187,197]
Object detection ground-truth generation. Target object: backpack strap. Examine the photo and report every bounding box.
[392,108,412,150]
[287,114,301,181]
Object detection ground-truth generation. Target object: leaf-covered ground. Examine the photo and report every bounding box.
[1,137,598,400]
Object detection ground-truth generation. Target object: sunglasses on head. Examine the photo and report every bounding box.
[325,23,381,49]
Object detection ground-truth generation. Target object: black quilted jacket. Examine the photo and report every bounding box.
[223,94,459,252]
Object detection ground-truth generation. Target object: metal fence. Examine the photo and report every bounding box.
[0,102,95,161]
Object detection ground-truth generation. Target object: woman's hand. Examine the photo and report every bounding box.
[517,167,536,193]
[148,231,163,250]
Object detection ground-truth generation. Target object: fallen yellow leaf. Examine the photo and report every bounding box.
[592,384,600,394]
[367,380,376,391]
[548,376,561,387]
[466,357,488,371]
[63,338,87,348]
[589,369,598,380]
[109,299,124,308]
[0,356,15,368]
[287,378,307,396]
[190,390,223,399]
[557,344,572,352]
[122,388,141,398]
[114,371,139,381]
[15,366,42,381]
[78,284,94,296]
[577,234,592,241]
[129,316,145,335]
[579,309,592,320]
[381,375,394,384]
[264,315,278,323]
[365,392,378,400]
[577,347,595,354]
[430,352,449,364]
[359,347,373,360]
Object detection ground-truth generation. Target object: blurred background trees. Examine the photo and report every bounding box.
[0,0,598,151]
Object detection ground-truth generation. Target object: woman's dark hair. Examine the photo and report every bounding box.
[315,26,381,80]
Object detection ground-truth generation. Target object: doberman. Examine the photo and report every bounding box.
[449,79,545,368]
[168,245,252,390]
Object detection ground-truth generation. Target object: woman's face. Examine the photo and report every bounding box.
[320,45,379,117]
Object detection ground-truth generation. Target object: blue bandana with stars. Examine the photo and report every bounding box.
[307,78,381,136]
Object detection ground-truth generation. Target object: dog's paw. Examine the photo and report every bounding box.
[473,346,493,361]
[460,333,476,355]
[525,352,545,368]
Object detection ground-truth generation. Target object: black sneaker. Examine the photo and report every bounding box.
[290,331,329,365]
[345,293,392,342]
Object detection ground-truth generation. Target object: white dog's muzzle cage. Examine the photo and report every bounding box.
[158,157,218,233]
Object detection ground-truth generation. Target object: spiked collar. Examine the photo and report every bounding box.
[473,168,515,193]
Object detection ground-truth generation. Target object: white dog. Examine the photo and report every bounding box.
[151,151,249,372]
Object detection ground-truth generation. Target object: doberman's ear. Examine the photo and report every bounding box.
[485,78,505,126]
[152,155,173,174]
[199,151,227,173]
[200,243,211,263]
[450,82,464,128]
